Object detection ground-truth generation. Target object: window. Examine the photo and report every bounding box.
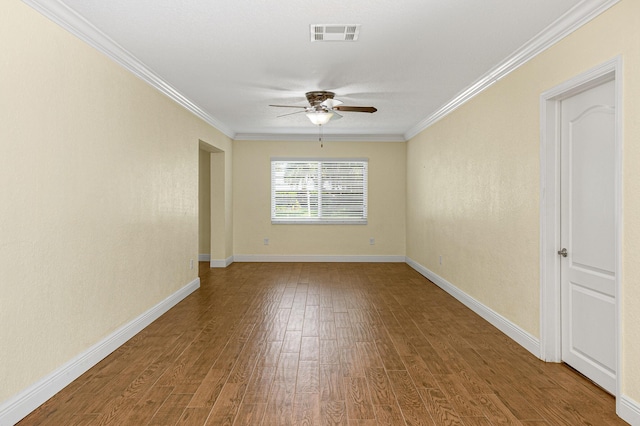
[271,158,368,224]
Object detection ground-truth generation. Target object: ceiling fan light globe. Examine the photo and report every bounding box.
[306,111,333,125]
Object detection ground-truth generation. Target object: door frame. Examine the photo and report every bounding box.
[539,56,622,394]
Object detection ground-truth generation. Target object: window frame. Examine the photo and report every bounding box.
[270,157,368,225]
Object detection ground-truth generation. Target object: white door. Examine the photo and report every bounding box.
[560,79,616,394]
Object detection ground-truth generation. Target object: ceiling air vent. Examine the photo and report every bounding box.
[310,24,360,42]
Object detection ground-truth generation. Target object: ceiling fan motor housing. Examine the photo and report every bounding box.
[305,91,335,107]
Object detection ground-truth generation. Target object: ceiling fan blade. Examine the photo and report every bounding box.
[333,106,377,113]
[331,111,343,120]
[276,110,307,118]
[269,104,307,108]
[321,98,343,109]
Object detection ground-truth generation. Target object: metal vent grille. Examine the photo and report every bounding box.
[310,24,360,42]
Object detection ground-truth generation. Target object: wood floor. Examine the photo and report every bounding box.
[19,262,624,425]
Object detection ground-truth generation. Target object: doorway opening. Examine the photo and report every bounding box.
[198,140,227,268]
[199,146,212,263]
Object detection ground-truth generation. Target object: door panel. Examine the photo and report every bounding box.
[569,284,616,371]
[569,105,616,273]
[560,79,616,394]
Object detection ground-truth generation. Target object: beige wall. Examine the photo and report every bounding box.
[198,149,211,256]
[0,0,232,403]
[211,151,233,262]
[406,0,639,404]
[233,140,406,257]
[4,0,639,418]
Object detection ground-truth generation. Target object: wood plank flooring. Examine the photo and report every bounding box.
[18,262,625,425]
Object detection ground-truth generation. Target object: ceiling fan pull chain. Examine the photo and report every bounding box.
[319,124,323,148]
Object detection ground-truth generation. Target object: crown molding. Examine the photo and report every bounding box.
[233,132,406,142]
[23,0,619,143]
[22,0,236,140]
[404,0,621,140]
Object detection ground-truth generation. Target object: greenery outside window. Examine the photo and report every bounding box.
[271,158,368,224]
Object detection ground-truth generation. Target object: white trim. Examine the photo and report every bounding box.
[619,395,640,426]
[234,255,405,263]
[22,0,235,139]
[539,57,622,397]
[0,277,200,426]
[272,220,367,225]
[210,256,234,268]
[539,78,563,363]
[404,0,620,140]
[233,133,406,142]
[406,257,540,357]
[198,254,211,262]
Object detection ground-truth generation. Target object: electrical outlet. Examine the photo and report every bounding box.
[190,259,194,269]
[439,255,442,265]
[369,238,375,245]
[264,238,269,245]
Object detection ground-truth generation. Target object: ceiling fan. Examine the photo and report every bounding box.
[270,91,377,125]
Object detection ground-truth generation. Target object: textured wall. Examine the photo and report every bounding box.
[0,0,231,402]
[233,140,406,257]
[406,0,639,404]
[198,149,211,255]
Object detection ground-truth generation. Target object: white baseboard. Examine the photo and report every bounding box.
[198,254,210,262]
[405,257,540,358]
[0,277,200,426]
[619,395,640,425]
[210,256,234,268]
[233,254,405,263]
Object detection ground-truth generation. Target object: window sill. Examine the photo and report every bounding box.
[271,220,368,225]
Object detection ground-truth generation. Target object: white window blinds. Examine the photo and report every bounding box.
[271,159,368,224]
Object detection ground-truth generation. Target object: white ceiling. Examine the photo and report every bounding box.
[37,0,608,141]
